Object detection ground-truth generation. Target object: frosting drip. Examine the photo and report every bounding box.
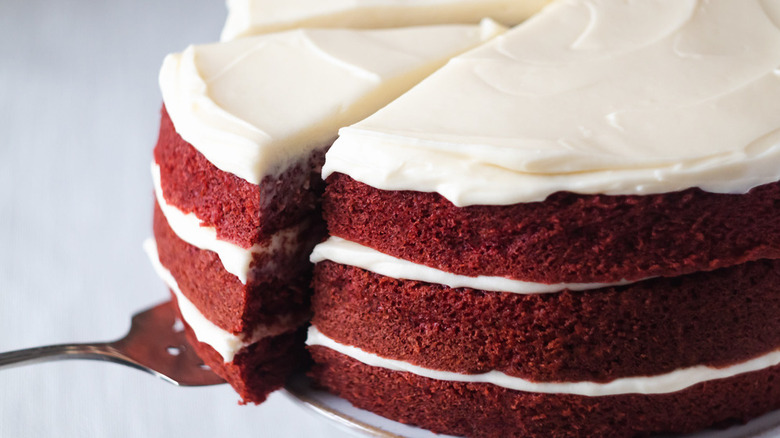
[221,0,549,41]
[323,0,780,206]
[311,237,635,294]
[307,326,780,396]
[160,22,505,185]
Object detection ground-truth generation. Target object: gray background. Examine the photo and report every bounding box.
[0,1,346,436]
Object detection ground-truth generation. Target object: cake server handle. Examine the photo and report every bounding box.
[0,301,224,386]
[0,342,118,368]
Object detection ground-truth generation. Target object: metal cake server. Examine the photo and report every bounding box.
[0,301,224,386]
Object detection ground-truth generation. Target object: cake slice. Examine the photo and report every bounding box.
[311,0,780,436]
[221,0,549,41]
[148,21,506,404]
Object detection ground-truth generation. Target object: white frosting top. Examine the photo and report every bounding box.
[311,237,634,293]
[152,163,304,284]
[324,0,780,207]
[144,239,302,362]
[307,326,780,396]
[160,22,504,185]
[221,0,548,41]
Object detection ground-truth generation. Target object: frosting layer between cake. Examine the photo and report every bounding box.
[221,0,549,40]
[311,236,635,293]
[160,22,504,185]
[324,0,780,206]
[152,162,305,283]
[310,346,780,438]
[307,327,780,396]
[144,239,303,362]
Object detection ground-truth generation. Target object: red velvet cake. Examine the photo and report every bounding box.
[308,0,780,436]
[145,0,780,435]
[145,21,507,403]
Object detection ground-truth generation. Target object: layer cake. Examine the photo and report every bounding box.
[309,0,780,436]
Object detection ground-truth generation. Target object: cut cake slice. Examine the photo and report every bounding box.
[148,21,506,403]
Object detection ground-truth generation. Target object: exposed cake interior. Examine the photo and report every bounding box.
[148,21,509,403]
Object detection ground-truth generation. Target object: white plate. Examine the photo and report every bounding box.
[284,375,780,438]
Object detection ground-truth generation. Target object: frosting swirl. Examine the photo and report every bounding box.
[324,0,780,206]
[221,0,548,41]
[160,23,504,184]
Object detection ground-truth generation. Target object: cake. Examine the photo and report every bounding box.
[220,0,550,41]
[145,0,780,434]
[308,0,780,436]
[145,22,506,404]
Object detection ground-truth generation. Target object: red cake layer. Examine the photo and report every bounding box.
[153,202,321,335]
[172,293,308,404]
[312,259,780,382]
[154,106,327,248]
[324,173,780,283]
[310,346,780,438]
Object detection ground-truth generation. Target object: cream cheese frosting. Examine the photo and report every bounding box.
[160,22,505,185]
[311,236,634,294]
[152,163,305,284]
[221,0,549,41]
[323,0,780,207]
[144,239,303,362]
[307,326,780,396]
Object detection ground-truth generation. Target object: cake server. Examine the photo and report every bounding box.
[0,301,224,386]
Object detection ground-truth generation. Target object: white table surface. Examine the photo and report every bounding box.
[0,1,349,436]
